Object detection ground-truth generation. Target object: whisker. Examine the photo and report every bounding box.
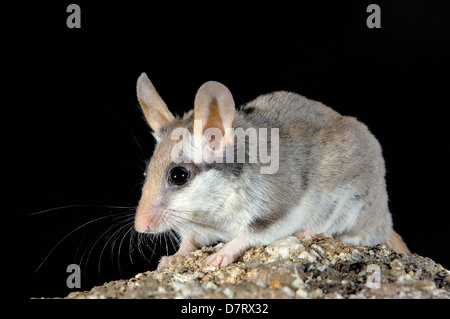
[166,208,209,214]
[97,216,134,275]
[110,215,135,254]
[78,213,134,275]
[169,212,217,230]
[167,228,181,252]
[129,229,137,264]
[137,232,153,263]
[163,232,169,256]
[35,213,129,272]
[169,215,203,237]
[117,224,135,274]
[144,234,157,260]
[28,204,133,216]
[166,232,176,253]
[108,216,135,260]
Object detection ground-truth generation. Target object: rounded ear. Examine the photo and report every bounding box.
[193,81,235,149]
[136,73,175,133]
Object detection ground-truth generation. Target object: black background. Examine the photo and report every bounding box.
[9,1,450,299]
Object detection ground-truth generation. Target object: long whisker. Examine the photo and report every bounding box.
[35,213,127,272]
[112,218,135,258]
[117,224,136,273]
[166,208,209,214]
[137,232,153,264]
[168,211,217,230]
[166,229,178,253]
[129,229,137,263]
[145,234,157,260]
[28,204,133,216]
[109,215,135,258]
[98,216,135,275]
[78,212,134,275]
[168,214,204,236]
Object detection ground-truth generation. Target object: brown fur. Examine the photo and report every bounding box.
[387,231,410,253]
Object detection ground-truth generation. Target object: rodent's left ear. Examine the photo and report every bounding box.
[193,81,235,150]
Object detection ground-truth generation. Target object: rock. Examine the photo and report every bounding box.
[63,236,450,299]
[266,236,304,260]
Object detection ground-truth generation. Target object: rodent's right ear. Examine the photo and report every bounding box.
[137,73,175,133]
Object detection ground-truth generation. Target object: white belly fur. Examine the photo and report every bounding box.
[248,183,363,246]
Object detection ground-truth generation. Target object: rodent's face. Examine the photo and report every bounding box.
[134,132,234,236]
[134,74,238,237]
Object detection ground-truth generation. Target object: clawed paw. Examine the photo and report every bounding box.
[294,229,329,240]
[157,255,176,271]
[203,253,236,267]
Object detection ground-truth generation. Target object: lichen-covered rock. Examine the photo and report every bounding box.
[64,236,450,299]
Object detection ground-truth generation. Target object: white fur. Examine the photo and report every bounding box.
[167,169,237,243]
[246,183,363,246]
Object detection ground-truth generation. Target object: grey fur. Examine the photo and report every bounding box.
[134,75,409,268]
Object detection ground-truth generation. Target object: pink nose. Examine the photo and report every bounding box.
[135,205,159,233]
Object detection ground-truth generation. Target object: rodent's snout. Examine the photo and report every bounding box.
[134,204,163,233]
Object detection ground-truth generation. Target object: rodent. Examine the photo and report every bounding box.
[134,72,409,269]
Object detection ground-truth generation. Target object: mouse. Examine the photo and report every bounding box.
[134,72,410,270]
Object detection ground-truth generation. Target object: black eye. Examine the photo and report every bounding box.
[168,166,190,186]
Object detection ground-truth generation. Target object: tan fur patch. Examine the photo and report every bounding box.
[387,231,410,253]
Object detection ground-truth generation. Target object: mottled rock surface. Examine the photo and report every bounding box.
[64,236,450,299]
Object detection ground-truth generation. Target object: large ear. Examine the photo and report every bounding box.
[136,73,175,133]
[193,81,235,152]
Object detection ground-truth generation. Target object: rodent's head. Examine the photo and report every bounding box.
[134,73,238,236]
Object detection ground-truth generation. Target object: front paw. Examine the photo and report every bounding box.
[203,237,249,267]
[157,255,176,271]
[203,252,239,267]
